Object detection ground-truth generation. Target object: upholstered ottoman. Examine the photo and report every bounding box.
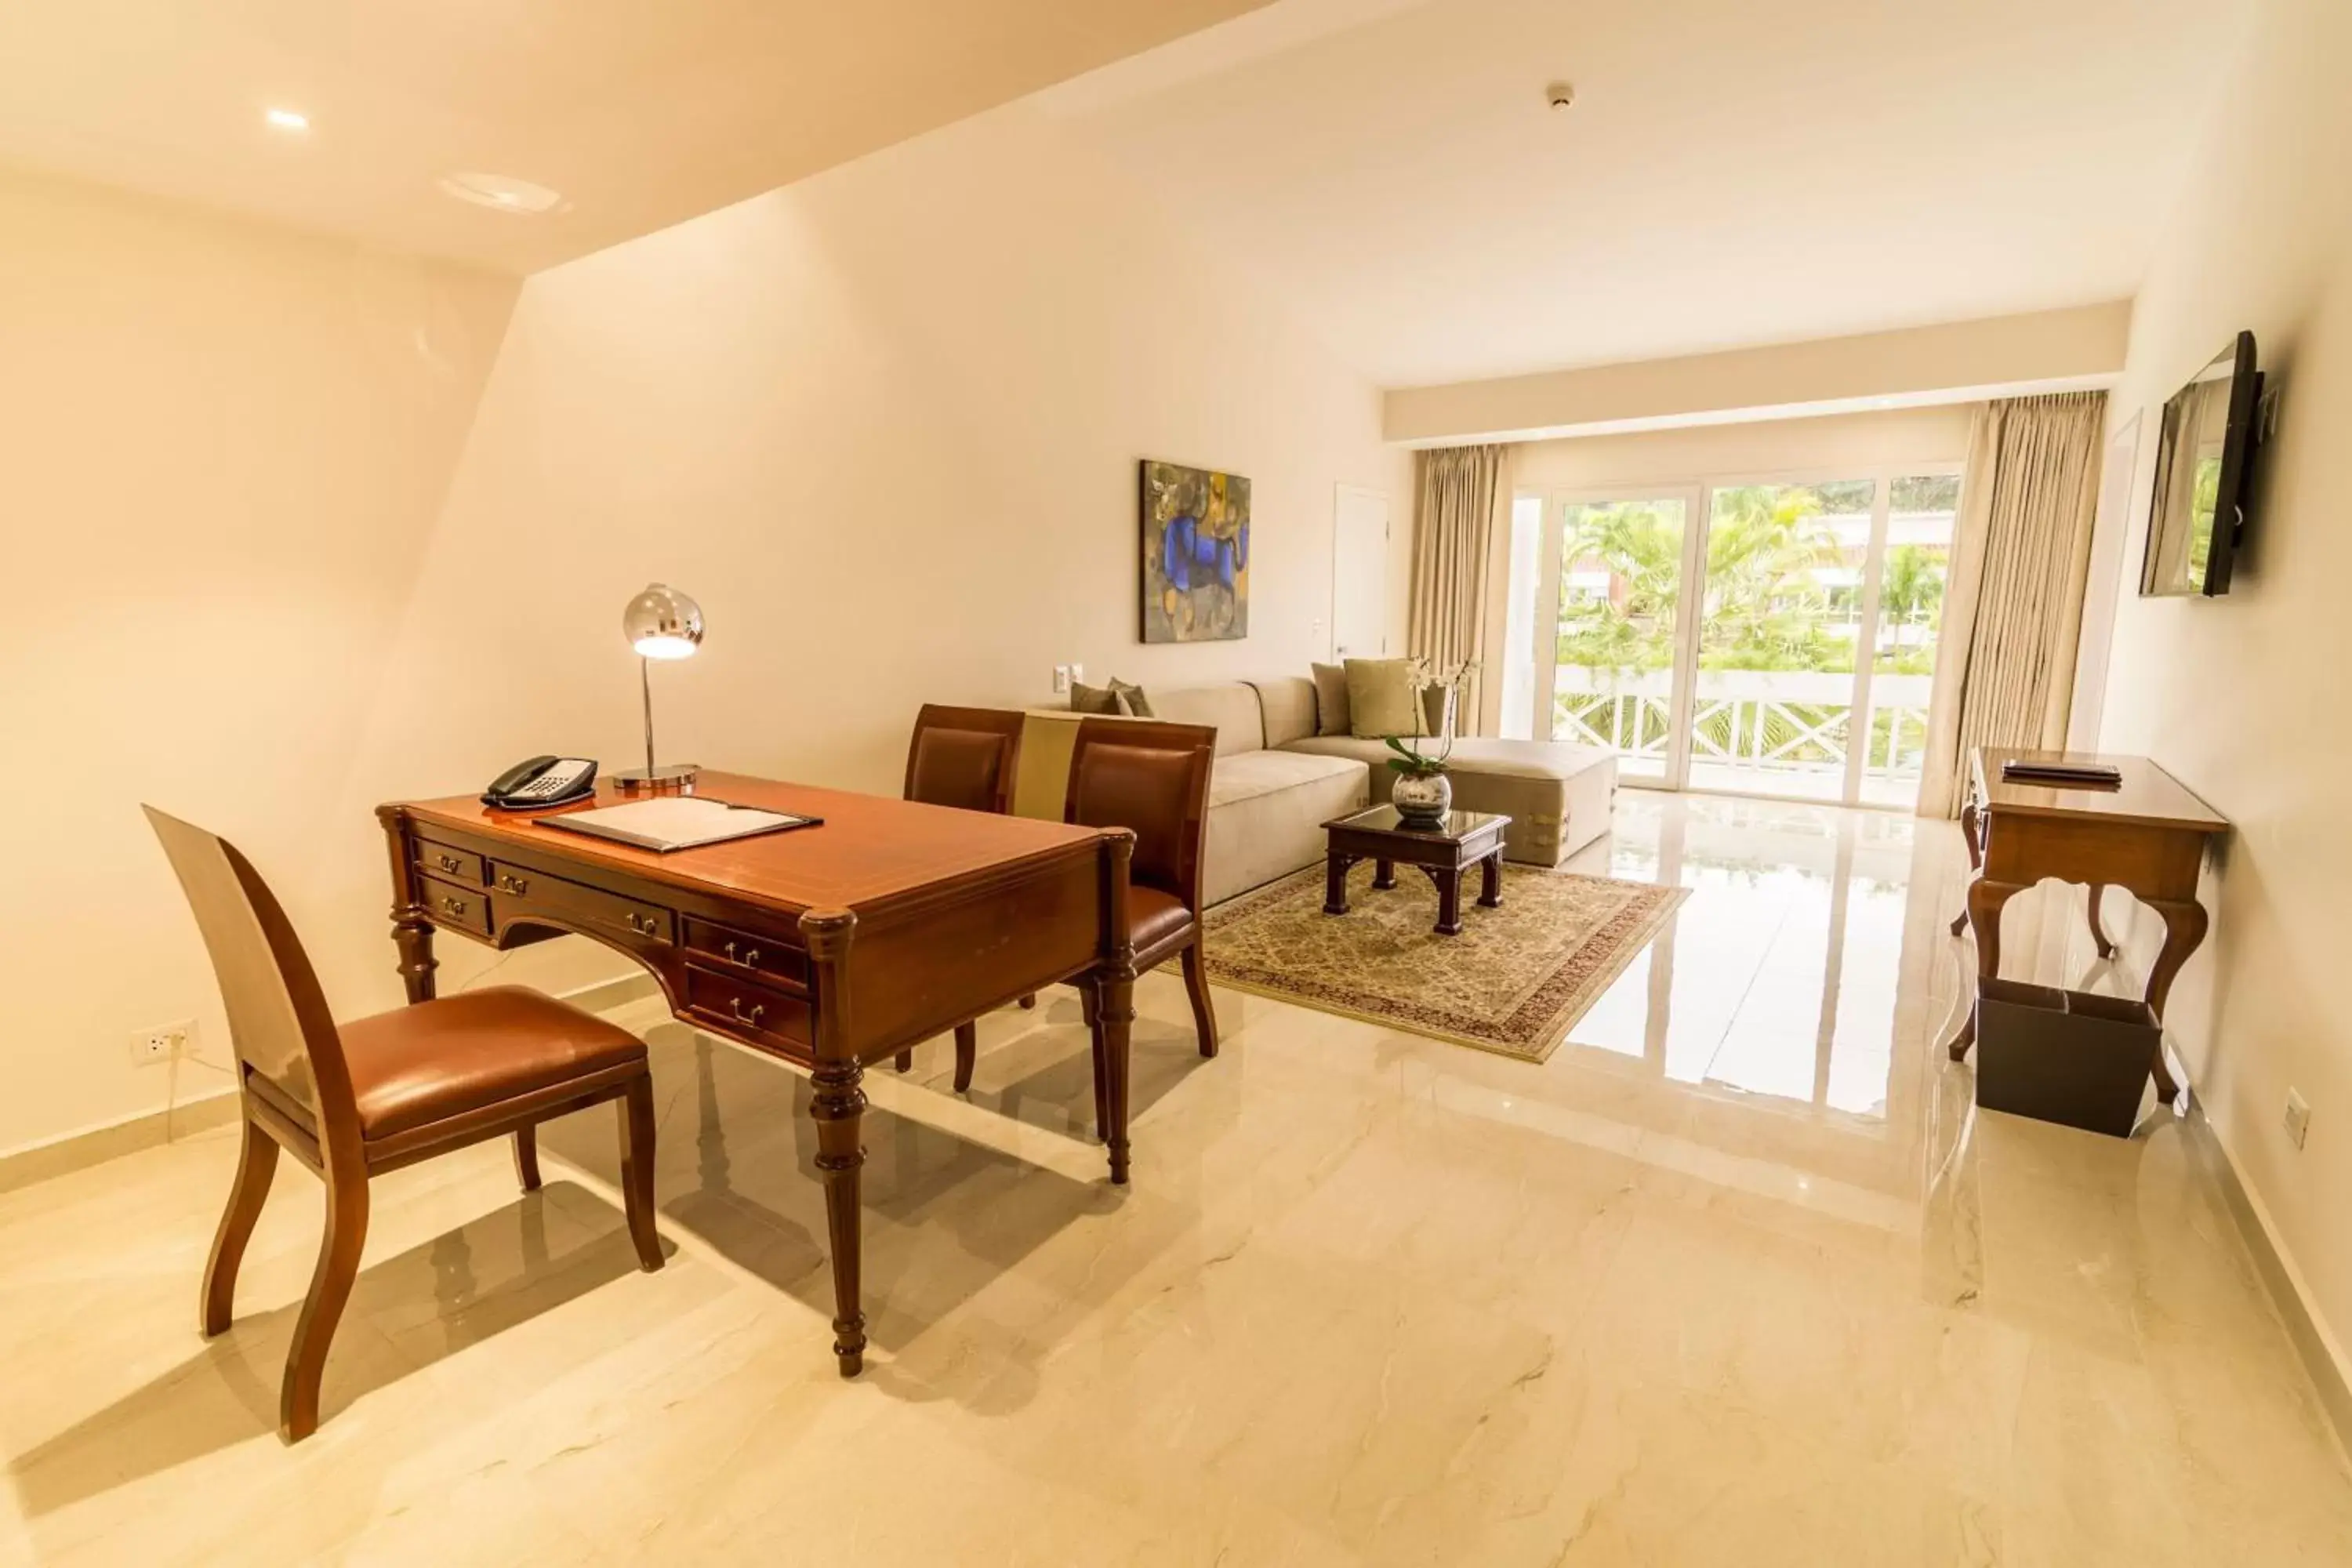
[1279,734,1617,868]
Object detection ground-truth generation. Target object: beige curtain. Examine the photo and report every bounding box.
[1408,444,1510,734]
[1917,391,2107,818]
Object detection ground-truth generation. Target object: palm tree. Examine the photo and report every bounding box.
[1878,544,1945,653]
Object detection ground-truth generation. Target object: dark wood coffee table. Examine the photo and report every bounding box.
[1322,804,1510,936]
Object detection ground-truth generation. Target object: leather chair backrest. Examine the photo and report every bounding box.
[1064,720,1215,909]
[903,705,1025,815]
[143,806,357,1136]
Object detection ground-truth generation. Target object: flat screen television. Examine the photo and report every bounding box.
[2140,329,2261,597]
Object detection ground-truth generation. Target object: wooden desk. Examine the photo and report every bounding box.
[377,772,1134,1377]
[1947,749,2227,1104]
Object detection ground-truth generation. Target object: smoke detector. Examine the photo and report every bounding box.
[1546,82,1577,111]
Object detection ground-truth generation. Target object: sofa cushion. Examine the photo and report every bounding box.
[1345,658,1418,739]
[1250,676,1319,750]
[1202,749,1370,905]
[1277,734,1617,869]
[1310,662,1351,736]
[1210,746,1365,807]
[1151,681,1265,757]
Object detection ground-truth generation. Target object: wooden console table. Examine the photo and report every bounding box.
[1946,748,2227,1104]
[379,772,1134,1377]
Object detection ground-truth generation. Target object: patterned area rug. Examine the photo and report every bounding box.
[1203,862,1688,1063]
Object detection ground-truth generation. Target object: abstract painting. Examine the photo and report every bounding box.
[1140,459,1250,643]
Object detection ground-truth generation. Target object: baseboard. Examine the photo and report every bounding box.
[0,1085,241,1197]
[2184,1102,2352,1464]
[0,971,661,1200]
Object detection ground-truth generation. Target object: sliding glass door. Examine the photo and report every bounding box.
[1536,490,1698,785]
[1520,469,1960,808]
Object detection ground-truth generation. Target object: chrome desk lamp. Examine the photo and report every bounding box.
[615,582,702,792]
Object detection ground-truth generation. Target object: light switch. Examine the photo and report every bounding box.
[1051,665,1072,695]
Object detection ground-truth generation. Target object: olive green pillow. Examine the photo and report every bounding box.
[1109,679,1156,718]
[1345,658,1419,739]
[1310,662,1351,736]
[1069,680,1123,716]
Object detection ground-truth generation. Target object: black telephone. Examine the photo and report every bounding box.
[483,756,598,811]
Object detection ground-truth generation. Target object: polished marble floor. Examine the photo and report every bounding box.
[5,796,2350,1565]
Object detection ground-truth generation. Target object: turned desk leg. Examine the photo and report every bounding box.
[1948,798,1983,938]
[801,910,866,1377]
[392,916,437,1004]
[2087,884,2118,960]
[1098,967,1136,1185]
[810,1059,867,1375]
[1948,877,2027,1061]
[2141,898,2209,1106]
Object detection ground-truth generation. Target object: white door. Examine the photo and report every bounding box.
[1332,485,1390,659]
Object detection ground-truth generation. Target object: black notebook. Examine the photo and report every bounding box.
[2001,760,2123,787]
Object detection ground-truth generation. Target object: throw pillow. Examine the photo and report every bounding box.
[1309,662,1351,737]
[1109,679,1156,718]
[1345,658,1419,739]
[1069,680,1123,716]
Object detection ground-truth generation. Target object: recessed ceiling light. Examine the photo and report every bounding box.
[263,107,310,132]
[437,171,566,216]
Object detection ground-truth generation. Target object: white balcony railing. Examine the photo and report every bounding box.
[1553,669,1932,793]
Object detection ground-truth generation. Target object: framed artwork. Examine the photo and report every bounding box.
[1140,459,1250,642]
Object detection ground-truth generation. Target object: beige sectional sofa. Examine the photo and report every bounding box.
[1016,676,1617,907]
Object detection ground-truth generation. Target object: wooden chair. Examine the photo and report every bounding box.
[953,718,1219,1112]
[893,705,1025,1087]
[144,806,663,1443]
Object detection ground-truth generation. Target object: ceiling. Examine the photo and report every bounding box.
[1044,0,2248,387]
[0,0,1278,274]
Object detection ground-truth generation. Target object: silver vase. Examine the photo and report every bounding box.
[1392,770,1452,826]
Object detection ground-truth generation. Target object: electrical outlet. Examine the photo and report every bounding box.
[130,1020,191,1067]
[2284,1089,2311,1149]
[1052,664,1072,695]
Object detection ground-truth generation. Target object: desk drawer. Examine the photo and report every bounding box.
[681,916,807,989]
[488,863,673,945]
[415,838,487,887]
[682,962,811,1050]
[419,873,493,938]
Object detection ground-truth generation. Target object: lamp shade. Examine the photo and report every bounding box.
[622,583,703,660]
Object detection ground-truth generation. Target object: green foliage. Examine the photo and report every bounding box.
[1555,485,1950,678]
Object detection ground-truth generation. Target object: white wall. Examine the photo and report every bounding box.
[1511,405,1976,493]
[0,99,1408,1156]
[0,168,517,1156]
[1388,307,2119,445]
[2085,0,2352,1380]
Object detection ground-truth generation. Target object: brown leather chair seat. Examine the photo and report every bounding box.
[339,987,648,1139]
[1125,885,1193,956]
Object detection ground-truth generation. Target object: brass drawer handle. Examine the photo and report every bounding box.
[730,998,765,1027]
[627,912,659,937]
[724,939,762,967]
[439,895,468,917]
[495,873,529,895]
[435,854,463,874]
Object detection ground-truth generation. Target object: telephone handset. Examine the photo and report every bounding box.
[483,756,598,811]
